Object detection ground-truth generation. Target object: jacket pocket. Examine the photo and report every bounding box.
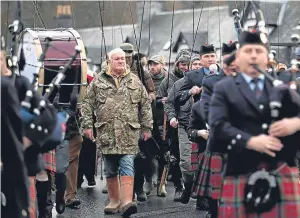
[127,83,141,104]
[95,83,112,103]
[95,122,111,147]
[127,122,141,146]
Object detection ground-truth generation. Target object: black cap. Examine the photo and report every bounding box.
[239,31,269,48]
[200,44,216,55]
[222,41,238,55]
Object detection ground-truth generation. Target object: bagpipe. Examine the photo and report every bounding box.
[228,1,300,213]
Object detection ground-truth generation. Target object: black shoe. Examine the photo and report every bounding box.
[191,192,197,199]
[136,191,147,202]
[65,198,81,208]
[55,191,65,214]
[196,197,209,210]
[180,182,193,204]
[173,188,183,202]
[88,179,96,188]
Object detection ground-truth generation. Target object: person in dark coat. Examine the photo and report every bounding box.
[191,42,238,218]
[157,51,190,201]
[175,45,219,106]
[209,30,300,218]
[1,76,30,218]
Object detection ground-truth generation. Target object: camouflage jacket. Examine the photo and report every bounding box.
[80,69,153,155]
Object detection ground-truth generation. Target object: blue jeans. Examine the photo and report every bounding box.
[103,154,135,178]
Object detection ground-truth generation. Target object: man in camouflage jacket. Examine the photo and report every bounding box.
[81,48,153,217]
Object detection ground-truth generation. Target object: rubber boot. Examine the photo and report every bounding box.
[104,177,121,214]
[120,176,137,217]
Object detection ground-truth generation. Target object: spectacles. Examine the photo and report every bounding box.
[123,50,133,54]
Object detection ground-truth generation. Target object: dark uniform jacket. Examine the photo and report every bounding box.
[200,70,226,124]
[187,101,208,153]
[165,78,193,128]
[175,67,219,107]
[209,73,300,176]
[1,76,30,218]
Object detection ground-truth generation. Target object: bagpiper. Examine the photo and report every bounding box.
[209,30,300,218]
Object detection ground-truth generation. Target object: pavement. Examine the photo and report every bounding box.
[52,176,209,218]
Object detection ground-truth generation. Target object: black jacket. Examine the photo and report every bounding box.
[1,76,30,218]
[175,67,222,107]
[165,78,193,127]
[187,101,207,153]
[200,70,226,123]
[209,73,300,176]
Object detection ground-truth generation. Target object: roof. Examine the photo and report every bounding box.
[77,25,133,50]
[85,46,113,65]
[130,5,237,63]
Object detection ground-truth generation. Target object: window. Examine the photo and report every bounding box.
[57,5,72,16]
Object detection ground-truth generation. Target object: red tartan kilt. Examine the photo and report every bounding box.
[190,143,204,172]
[219,165,300,218]
[192,150,224,199]
[28,177,36,218]
[43,150,56,173]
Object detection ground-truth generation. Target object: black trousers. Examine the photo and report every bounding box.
[78,137,96,183]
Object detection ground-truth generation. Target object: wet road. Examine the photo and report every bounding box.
[52,176,208,218]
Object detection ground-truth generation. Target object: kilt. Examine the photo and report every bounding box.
[218,165,300,218]
[190,142,204,172]
[43,150,56,173]
[192,150,224,199]
[28,177,36,218]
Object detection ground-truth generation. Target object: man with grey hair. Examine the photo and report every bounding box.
[81,48,153,217]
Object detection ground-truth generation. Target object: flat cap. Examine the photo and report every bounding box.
[148,55,165,65]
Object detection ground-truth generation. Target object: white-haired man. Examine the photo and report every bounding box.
[81,48,153,217]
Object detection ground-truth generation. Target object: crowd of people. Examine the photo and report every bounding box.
[1,25,300,218]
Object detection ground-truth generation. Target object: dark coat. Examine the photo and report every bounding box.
[187,101,207,153]
[209,73,300,176]
[200,70,226,123]
[1,76,30,218]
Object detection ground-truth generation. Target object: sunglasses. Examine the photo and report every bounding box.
[123,50,133,54]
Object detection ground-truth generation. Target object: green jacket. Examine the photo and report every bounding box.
[80,69,153,155]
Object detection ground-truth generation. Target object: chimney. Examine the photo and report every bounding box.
[55,4,73,28]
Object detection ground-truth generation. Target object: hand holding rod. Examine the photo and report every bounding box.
[33,45,81,116]
[21,37,52,109]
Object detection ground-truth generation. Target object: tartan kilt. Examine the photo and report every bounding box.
[43,150,56,173]
[28,177,36,218]
[219,165,300,218]
[192,150,224,199]
[190,143,204,172]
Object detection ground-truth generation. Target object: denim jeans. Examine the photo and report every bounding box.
[103,154,135,178]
